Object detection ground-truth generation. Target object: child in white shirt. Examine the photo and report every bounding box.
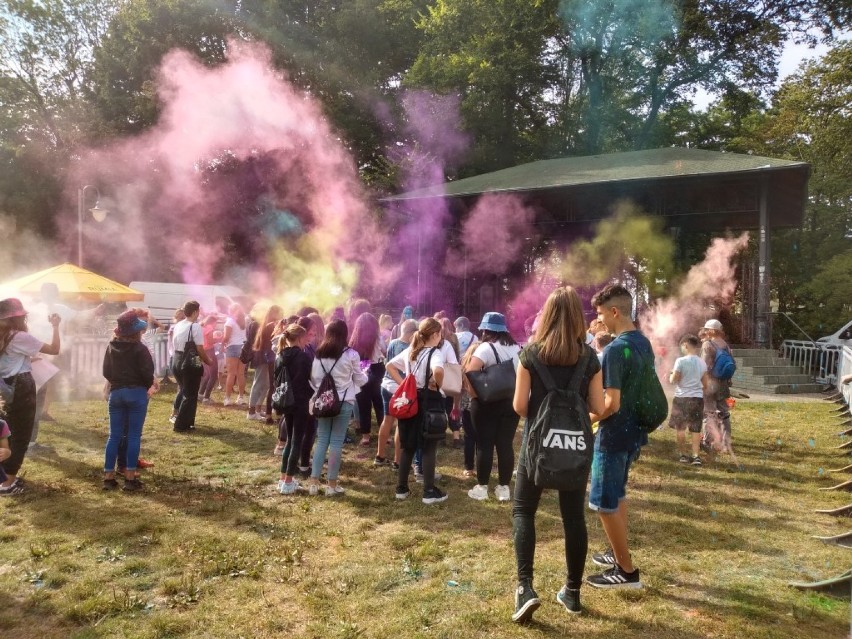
[668,334,708,465]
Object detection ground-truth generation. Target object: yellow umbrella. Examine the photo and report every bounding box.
[0,263,144,302]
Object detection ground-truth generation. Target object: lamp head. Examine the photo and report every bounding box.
[90,205,108,222]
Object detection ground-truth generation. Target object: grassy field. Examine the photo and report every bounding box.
[1,387,850,638]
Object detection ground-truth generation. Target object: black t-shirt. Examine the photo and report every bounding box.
[518,342,601,433]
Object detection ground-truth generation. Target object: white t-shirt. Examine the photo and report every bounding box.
[472,341,520,371]
[311,348,368,404]
[224,317,246,348]
[387,347,445,390]
[673,354,707,398]
[456,331,474,356]
[172,320,204,353]
[439,340,459,365]
[0,331,44,377]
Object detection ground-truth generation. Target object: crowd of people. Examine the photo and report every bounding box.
[0,284,746,619]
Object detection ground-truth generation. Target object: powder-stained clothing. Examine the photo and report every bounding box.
[672,355,707,398]
[310,348,368,404]
[598,330,653,453]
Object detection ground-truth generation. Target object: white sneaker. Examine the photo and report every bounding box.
[236,395,247,406]
[325,485,345,497]
[247,413,265,421]
[280,479,300,495]
[308,483,319,496]
[495,485,511,502]
[223,398,232,407]
[468,484,489,501]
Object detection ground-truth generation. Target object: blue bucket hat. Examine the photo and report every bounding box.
[478,312,508,333]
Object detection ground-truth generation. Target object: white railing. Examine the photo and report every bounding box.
[69,332,171,394]
[837,346,852,405]
[780,340,842,385]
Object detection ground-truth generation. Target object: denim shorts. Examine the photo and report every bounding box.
[381,386,393,416]
[588,444,641,513]
[225,344,243,359]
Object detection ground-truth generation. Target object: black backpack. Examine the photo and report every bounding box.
[523,346,594,491]
[309,353,344,418]
[239,318,258,366]
[272,353,296,414]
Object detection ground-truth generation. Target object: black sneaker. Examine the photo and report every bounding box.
[391,462,400,471]
[102,478,119,491]
[690,455,702,466]
[586,564,642,589]
[556,586,581,614]
[678,454,690,463]
[373,456,391,467]
[395,485,410,500]
[422,487,448,504]
[511,582,540,623]
[591,548,616,567]
[122,478,145,492]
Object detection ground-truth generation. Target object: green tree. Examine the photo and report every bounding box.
[405,0,561,174]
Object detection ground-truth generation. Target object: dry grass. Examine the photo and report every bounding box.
[0,385,849,638]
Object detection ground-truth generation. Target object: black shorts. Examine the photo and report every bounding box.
[669,397,703,433]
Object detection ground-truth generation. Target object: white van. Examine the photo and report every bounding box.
[817,319,852,349]
[128,282,252,326]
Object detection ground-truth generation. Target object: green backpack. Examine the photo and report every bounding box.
[633,346,668,433]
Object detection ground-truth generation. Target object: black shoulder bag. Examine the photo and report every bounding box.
[420,348,449,441]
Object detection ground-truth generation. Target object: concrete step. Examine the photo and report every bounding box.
[732,382,826,394]
[744,374,814,385]
[748,365,807,376]
[738,357,797,367]
[732,349,777,357]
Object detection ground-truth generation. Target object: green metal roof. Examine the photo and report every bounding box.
[383,147,809,201]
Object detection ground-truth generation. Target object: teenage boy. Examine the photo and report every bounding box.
[586,283,651,589]
[668,334,708,465]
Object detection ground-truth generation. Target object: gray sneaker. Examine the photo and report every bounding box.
[511,582,540,623]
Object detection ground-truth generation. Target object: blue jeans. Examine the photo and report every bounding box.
[105,387,149,472]
[311,402,354,482]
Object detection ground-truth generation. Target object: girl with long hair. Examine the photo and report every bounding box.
[0,298,60,495]
[222,303,247,406]
[275,324,313,495]
[247,304,283,421]
[510,287,604,620]
[102,311,157,491]
[385,318,447,504]
[308,319,367,496]
[349,312,385,446]
[376,318,417,466]
[464,312,521,502]
[297,313,324,474]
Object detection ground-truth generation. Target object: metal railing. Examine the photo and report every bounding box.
[781,339,842,385]
[837,346,852,405]
[69,333,172,394]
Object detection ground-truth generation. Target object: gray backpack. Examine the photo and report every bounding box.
[523,346,594,491]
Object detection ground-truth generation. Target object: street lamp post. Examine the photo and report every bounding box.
[77,185,108,267]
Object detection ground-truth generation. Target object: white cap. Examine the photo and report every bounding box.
[703,319,723,331]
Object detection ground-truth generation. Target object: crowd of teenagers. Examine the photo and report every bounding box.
[0,283,746,620]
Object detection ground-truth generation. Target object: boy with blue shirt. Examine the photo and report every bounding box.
[586,283,650,589]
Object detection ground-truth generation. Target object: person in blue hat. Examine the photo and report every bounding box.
[464,311,521,502]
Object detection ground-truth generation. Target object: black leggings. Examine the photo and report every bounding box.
[512,461,588,589]
[300,417,316,469]
[280,408,310,476]
[356,363,385,434]
[470,397,519,486]
[397,416,438,492]
[461,408,476,471]
[2,372,36,476]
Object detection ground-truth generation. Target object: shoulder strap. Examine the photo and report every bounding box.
[527,348,557,393]
[568,346,591,392]
[424,347,439,390]
[488,342,501,364]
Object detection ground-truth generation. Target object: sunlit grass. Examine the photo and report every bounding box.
[0,386,849,638]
